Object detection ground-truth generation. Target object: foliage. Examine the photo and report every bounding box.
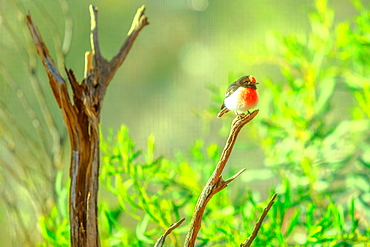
[38,124,370,246]
[36,0,370,246]
[253,0,370,245]
[247,0,369,204]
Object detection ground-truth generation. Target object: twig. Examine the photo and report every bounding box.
[240,193,278,247]
[109,5,149,75]
[184,110,259,247]
[154,218,186,247]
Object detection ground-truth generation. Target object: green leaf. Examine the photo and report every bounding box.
[136,214,154,244]
[315,76,336,114]
[284,207,301,237]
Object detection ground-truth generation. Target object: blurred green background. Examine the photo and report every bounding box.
[1,0,369,246]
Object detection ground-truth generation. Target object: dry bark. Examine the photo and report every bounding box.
[26,5,148,247]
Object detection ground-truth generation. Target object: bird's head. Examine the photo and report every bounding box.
[238,75,259,89]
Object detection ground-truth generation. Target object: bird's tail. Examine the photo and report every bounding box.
[217,108,229,118]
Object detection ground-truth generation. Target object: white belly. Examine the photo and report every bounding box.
[224,87,258,113]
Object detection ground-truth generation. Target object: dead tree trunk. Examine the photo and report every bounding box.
[26,5,148,246]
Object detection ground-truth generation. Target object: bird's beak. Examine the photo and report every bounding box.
[253,82,259,84]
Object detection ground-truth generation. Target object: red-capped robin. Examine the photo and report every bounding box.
[217,75,259,118]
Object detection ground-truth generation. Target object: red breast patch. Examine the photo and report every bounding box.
[242,88,258,108]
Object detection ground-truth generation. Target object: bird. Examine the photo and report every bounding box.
[217,75,259,118]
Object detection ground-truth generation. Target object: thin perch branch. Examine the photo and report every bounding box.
[184,110,259,247]
[240,193,278,247]
[154,218,186,247]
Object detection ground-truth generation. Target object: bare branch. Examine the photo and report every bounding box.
[184,110,259,247]
[89,5,103,64]
[154,218,185,247]
[26,14,66,108]
[224,168,247,184]
[107,5,149,84]
[240,193,278,247]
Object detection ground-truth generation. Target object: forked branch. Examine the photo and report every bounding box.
[184,110,259,247]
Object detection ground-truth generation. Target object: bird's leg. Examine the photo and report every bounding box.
[235,111,250,117]
[233,112,248,125]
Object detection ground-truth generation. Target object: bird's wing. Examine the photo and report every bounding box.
[219,81,239,110]
[224,81,239,98]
